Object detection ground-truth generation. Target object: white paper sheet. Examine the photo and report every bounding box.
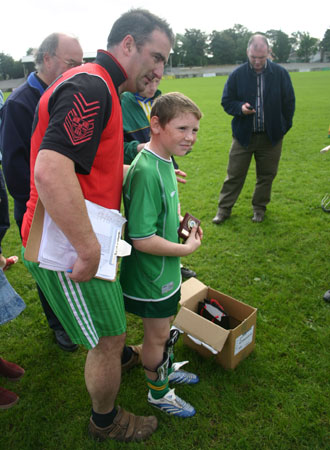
[38,199,131,280]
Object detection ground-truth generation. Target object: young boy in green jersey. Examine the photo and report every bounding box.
[120,92,202,418]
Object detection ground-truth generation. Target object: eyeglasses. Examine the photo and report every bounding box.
[54,54,83,68]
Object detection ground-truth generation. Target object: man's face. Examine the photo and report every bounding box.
[247,44,269,73]
[126,29,171,93]
[153,112,200,160]
[138,77,161,98]
[47,35,83,82]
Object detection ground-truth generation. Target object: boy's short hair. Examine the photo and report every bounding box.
[150,92,202,128]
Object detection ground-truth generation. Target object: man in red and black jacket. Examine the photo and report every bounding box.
[22,9,174,443]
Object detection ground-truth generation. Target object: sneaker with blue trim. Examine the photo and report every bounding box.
[148,388,196,418]
[168,361,199,385]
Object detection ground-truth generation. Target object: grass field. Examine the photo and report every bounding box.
[1,71,329,449]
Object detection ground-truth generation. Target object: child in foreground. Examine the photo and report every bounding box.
[120,92,203,418]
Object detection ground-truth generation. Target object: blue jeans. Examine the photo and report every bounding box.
[0,168,10,254]
[0,269,25,325]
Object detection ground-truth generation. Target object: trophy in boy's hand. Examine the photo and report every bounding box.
[178,213,201,240]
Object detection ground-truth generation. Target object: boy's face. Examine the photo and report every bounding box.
[152,112,200,159]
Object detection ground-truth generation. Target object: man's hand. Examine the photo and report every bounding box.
[35,150,101,284]
[175,169,187,184]
[69,242,101,283]
[242,103,255,115]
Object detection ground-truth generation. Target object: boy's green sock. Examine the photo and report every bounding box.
[146,375,170,400]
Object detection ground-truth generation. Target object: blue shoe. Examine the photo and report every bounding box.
[148,389,196,418]
[168,361,199,384]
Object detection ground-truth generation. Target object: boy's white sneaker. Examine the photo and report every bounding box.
[147,389,196,418]
[169,361,199,384]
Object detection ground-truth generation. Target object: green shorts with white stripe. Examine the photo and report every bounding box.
[22,247,126,349]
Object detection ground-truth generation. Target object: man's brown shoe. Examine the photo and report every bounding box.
[0,358,25,381]
[0,386,19,409]
[88,406,157,442]
[212,211,230,224]
[122,345,142,372]
[252,211,265,223]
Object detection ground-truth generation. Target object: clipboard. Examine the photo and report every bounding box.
[24,198,130,282]
[24,198,45,263]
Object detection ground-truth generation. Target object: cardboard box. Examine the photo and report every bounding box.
[173,278,257,369]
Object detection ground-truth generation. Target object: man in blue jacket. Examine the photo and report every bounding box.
[213,34,295,224]
[0,33,83,232]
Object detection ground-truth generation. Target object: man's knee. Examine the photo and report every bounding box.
[94,333,126,356]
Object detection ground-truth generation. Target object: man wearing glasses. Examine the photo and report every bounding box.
[0,32,83,352]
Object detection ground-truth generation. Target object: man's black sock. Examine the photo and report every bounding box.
[92,407,118,428]
[121,345,133,364]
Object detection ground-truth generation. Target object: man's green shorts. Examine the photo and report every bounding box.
[22,248,126,349]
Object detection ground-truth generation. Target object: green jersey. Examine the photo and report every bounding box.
[120,148,181,302]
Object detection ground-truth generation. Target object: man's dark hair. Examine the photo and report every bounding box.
[107,9,174,50]
[35,33,60,71]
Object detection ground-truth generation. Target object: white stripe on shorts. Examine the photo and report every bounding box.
[58,272,99,348]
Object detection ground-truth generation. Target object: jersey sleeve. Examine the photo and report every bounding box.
[125,163,162,239]
[40,73,112,174]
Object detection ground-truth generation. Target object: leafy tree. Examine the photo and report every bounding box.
[0,53,24,79]
[228,24,251,63]
[320,29,330,61]
[170,33,185,67]
[291,31,319,62]
[208,25,251,65]
[12,61,24,78]
[181,29,208,66]
[266,30,292,62]
[0,53,15,80]
[209,30,236,64]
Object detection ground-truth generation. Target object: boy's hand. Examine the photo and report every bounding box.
[184,225,201,254]
[197,224,203,240]
[175,169,187,184]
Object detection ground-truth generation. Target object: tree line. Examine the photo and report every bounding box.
[171,27,330,67]
[1,27,330,80]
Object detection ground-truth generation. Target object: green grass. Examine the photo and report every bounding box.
[1,71,329,449]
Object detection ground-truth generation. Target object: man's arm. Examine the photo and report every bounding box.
[281,70,296,131]
[221,72,245,117]
[35,150,101,282]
